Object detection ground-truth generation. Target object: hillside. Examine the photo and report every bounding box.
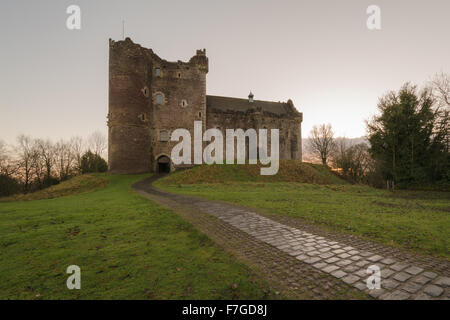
[158,160,346,185]
[0,174,276,299]
[0,174,108,202]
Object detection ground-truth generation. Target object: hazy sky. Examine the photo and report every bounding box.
[1,0,449,144]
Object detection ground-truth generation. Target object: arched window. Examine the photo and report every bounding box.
[155,93,164,105]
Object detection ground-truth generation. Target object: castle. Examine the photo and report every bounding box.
[108,38,303,173]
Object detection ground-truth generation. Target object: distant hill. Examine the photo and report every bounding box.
[334,136,369,146]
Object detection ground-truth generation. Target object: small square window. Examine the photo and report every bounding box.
[159,130,169,142]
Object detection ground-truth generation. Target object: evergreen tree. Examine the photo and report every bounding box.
[367,83,447,187]
[80,150,108,174]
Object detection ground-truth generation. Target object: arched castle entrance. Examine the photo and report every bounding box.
[156,155,171,173]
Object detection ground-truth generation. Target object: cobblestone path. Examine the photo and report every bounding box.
[133,176,450,300]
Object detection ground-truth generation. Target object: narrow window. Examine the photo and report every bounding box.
[180,99,188,108]
[142,86,149,97]
[155,93,164,105]
[139,113,147,122]
[291,136,298,159]
[155,68,161,77]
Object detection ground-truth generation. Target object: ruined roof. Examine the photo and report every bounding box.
[206,95,300,117]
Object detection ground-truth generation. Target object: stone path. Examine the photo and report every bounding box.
[133,176,450,300]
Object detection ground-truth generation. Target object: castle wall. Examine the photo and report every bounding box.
[108,39,152,173]
[150,50,208,171]
[108,38,208,173]
[206,109,303,162]
[108,38,302,173]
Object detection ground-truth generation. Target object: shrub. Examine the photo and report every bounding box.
[80,150,108,174]
[0,174,21,197]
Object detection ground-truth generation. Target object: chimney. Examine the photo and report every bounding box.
[248,91,254,103]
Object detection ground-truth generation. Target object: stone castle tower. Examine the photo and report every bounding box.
[108,38,208,173]
[108,38,302,174]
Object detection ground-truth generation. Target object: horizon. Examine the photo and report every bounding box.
[1,0,449,145]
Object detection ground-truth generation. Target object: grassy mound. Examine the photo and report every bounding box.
[159,160,347,185]
[0,174,108,202]
[0,174,276,299]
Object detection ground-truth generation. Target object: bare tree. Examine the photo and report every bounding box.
[30,141,45,188]
[348,143,371,181]
[71,136,84,173]
[431,72,450,108]
[332,139,371,183]
[16,135,34,192]
[54,139,75,180]
[308,124,336,165]
[0,140,17,177]
[35,138,55,182]
[0,140,9,174]
[430,72,450,152]
[88,131,107,158]
[332,138,350,169]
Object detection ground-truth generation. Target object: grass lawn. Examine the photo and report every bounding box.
[0,174,275,299]
[156,180,450,259]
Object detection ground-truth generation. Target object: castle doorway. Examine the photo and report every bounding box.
[157,156,171,173]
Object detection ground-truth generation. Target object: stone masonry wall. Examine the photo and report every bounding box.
[108,38,208,173]
[108,38,301,173]
[108,38,152,173]
[206,108,303,161]
[150,49,208,171]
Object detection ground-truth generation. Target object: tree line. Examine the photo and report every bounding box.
[308,73,449,189]
[0,131,108,197]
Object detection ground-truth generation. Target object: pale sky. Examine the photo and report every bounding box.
[1,0,449,144]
